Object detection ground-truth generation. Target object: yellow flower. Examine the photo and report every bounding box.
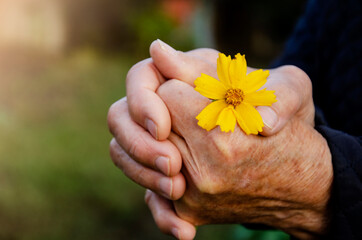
[194,53,277,134]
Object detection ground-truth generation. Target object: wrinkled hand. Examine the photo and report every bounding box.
[149,78,332,240]
[108,40,327,239]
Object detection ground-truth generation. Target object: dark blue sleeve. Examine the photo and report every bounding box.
[316,126,362,240]
[271,0,321,79]
[272,0,362,135]
[271,0,362,238]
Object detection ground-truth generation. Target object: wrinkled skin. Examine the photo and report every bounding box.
[108,41,333,240]
[156,79,332,239]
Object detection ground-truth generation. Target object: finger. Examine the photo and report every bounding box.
[156,79,209,138]
[145,190,196,240]
[126,45,220,142]
[150,39,218,86]
[186,48,220,65]
[126,58,171,140]
[258,65,314,136]
[110,139,186,200]
[107,97,182,177]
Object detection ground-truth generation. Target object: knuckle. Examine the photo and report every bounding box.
[107,98,127,134]
[195,180,220,195]
[109,139,118,163]
[282,65,313,97]
[126,62,142,84]
[144,190,152,204]
[107,103,118,132]
[191,133,254,195]
[126,58,151,85]
[208,132,238,164]
[109,140,124,171]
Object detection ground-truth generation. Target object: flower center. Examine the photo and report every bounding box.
[225,88,244,107]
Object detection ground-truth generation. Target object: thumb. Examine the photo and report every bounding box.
[258,65,315,136]
[150,39,218,86]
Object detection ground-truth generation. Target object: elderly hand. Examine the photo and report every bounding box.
[108,40,326,239]
[149,77,332,240]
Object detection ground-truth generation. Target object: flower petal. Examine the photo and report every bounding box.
[194,73,227,100]
[235,102,264,135]
[233,110,250,135]
[244,89,277,106]
[229,53,247,89]
[196,100,228,131]
[244,69,269,93]
[217,53,232,88]
[216,105,237,132]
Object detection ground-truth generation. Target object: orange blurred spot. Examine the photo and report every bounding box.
[161,0,198,24]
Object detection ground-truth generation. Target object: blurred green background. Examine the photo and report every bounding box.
[0,0,305,239]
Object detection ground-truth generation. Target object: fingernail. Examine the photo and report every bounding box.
[171,228,180,239]
[159,178,172,199]
[155,156,170,176]
[145,118,158,140]
[157,39,177,55]
[258,106,278,130]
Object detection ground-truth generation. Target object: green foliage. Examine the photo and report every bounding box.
[0,49,154,239]
[127,6,195,58]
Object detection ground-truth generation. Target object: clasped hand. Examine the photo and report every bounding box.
[108,40,333,240]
